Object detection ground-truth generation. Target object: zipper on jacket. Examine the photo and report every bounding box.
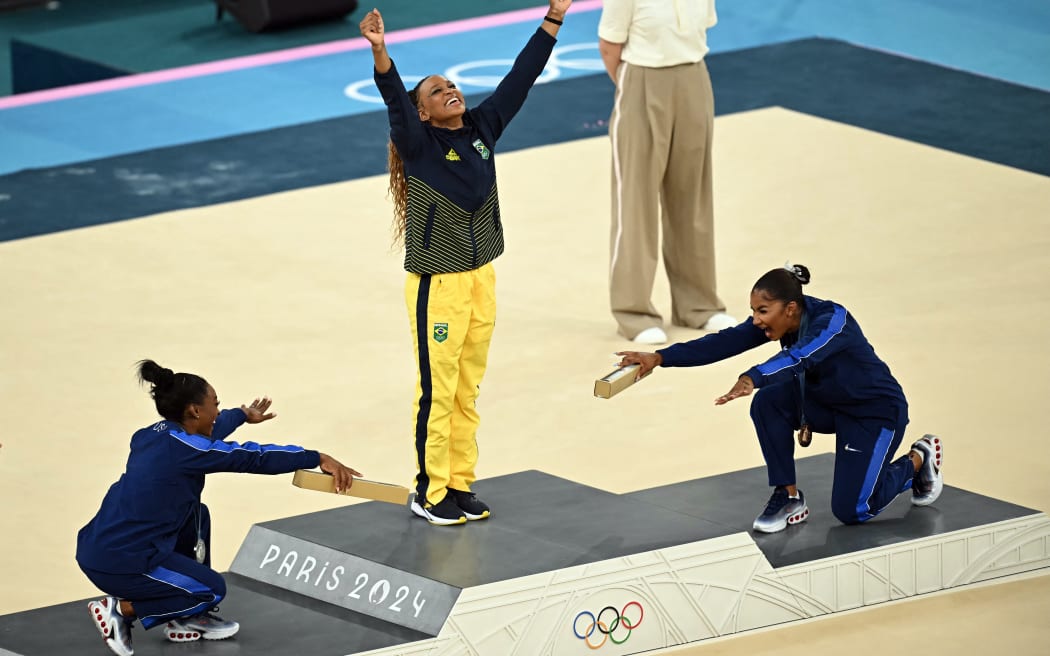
[423,203,436,249]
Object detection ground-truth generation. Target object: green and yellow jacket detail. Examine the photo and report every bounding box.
[374,28,556,274]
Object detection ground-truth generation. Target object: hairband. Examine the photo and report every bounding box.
[783,261,804,281]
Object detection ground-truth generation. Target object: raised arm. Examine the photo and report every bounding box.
[360,8,391,74]
[361,8,425,158]
[209,397,276,440]
[542,0,570,38]
[471,0,572,140]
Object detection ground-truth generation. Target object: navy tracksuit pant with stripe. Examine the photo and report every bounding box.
[79,504,224,629]
[751,383,915,524]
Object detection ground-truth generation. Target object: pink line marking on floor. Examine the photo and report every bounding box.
[0,0,602,111]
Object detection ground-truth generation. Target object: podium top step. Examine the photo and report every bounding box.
[259,456,1038,577]
[257,469,733,589]
[628,453,1038,567]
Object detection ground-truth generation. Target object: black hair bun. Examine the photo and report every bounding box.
[789,264,811,285]
[137,359,175,389]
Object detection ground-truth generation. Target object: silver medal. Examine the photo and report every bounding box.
[194,538,207,564]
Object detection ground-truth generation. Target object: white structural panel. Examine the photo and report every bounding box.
[353,513,1050,656]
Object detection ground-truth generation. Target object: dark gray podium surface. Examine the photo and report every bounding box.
[1,458,1038,655]
[0,576,427,656]
[626,453,1039,567]
[256,469,733,590]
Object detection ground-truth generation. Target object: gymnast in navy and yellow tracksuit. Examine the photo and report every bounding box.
[362,2,572,526]
[77,360,358,656]
[618,265,944,534]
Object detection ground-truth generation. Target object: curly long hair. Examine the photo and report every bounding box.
[387,141,408,248]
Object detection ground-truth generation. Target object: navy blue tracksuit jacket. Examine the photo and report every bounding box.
[76,409,320,627]
[658,295,915,523]
[78,409,319,574]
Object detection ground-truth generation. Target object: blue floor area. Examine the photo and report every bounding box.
[3,38,1047,243]
[1,0,1048,176]
[723,0,1050,91]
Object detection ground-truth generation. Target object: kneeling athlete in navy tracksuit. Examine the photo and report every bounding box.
[617,264,944,533]
[76,360,360,656]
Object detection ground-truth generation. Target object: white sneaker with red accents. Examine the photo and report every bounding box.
[911,434,944,507]
[87,597,134,656]
[165,611,239,642]
[753,487,809,533]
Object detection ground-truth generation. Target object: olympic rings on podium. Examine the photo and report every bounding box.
[572,601,644,648]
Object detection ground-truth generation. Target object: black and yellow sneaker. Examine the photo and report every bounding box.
[410,494,467,526]
[448,488,491,521]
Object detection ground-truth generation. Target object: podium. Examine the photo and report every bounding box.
[2,455,1048,655]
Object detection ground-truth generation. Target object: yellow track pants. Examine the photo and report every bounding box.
[405,262,496,507]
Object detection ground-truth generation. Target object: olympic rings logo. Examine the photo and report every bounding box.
[343,43,603,104]
[572,602,644,649]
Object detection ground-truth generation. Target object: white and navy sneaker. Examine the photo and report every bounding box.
[410,494,467,526]
[88,597,134,656]
[165,610,239,642]
[448,488,491,520]
[910,434,943,507]
[753,487,809,533]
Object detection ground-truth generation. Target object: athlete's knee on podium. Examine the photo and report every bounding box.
[195,565,228,603]
[207,583,227,607]
[830,498,869,525]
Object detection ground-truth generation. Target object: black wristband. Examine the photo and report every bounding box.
[544,15,563,26]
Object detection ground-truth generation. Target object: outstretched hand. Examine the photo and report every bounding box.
[715,376,754,405]
[241,397,277,423]
[359,8,385,47]
[319,453,363,494]
[616,351,662,380]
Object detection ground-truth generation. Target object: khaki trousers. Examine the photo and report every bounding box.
[609,60,725,339]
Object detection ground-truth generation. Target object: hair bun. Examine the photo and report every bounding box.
[137,359,175,389]
[783,262,811,285]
